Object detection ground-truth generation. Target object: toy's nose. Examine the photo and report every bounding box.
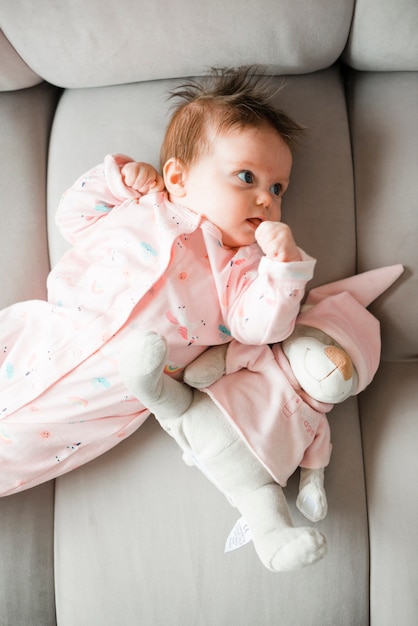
[324,346,353,381]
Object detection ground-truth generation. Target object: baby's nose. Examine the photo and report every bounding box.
[256,189,272,208]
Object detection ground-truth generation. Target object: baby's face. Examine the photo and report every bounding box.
[172,124,292,248]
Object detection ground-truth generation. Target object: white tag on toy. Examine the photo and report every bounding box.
[224,517,253,553]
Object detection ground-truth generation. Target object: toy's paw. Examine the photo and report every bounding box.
[296,483,328,522]
[184,344,228,388]
[182,451,195,467]
[137,331,168,374]
[119,331,168,393]
[258,527,327,572]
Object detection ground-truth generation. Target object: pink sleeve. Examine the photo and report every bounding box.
[225,250,316,345]
[55,154,140,246]
[224,341,274,375]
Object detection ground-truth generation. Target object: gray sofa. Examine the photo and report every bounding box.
[1,1,417,624]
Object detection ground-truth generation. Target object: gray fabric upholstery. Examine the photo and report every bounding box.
[0,482,56,625]
[0,80,59,626]
[51,68,368,626]
[347,70,418,359]
[55,404,369,626]
[1,1,417,624]
[0,83,58,307]
[1,0,355,87]
[0,29,42,90]
[343,0,418,70]
[360,362,418,626]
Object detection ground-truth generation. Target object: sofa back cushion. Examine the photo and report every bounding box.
[1,0,354,88]
[347,70,418,360]
[343,0,418,70]
[0,30,42,91]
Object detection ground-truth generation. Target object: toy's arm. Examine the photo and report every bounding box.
[183,344,228,388]
[296,467,328,522]
[184,341,274,389]
[120,331,327,572]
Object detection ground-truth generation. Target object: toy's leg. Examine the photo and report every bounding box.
[198,431,327,572]
[239,484,327,572]
[119,331,194,418]
[119,332,228,465]
[296,467,328,522]
[120,332,327,572]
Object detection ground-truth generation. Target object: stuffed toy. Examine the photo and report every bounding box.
[120,265,403,573]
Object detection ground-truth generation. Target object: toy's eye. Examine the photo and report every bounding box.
[270,183,282,196]
[237,170,254,184]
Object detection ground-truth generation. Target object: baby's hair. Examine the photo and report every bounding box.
[160,65,304,169]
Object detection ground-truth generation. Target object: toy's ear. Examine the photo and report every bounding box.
[306,264,404,307]
[163,158,187,197]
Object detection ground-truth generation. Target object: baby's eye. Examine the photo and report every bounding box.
[270,183,282,196]
[237,170,254,184]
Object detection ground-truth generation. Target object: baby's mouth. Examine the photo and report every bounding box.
[246,217,263,229]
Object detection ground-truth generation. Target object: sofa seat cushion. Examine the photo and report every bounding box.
[52,66,368,625]
[55,400,369,626]
[47,67,356,285]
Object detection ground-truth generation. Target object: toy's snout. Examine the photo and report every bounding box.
[324,346,353,381]
[282,334,358,404]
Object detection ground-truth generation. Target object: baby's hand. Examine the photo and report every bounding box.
[121,161,165,194]
[255,221,301,262]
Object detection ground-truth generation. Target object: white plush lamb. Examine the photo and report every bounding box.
[120,265,403,572]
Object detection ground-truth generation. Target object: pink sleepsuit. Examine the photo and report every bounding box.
[0,154,315,495]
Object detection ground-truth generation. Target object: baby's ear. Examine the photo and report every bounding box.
[163,157,187,197]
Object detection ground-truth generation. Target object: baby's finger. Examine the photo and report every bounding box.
[121,163,140,188]
[136,175,164,194]
[139,174,165,192]
[150,175,165,192]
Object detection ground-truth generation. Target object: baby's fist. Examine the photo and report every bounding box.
[255,221,301,262]
[121,162,165,194]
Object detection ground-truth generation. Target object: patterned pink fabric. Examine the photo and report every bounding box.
[0,154,315,495]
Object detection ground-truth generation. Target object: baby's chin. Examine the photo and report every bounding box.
[220,228,257,249]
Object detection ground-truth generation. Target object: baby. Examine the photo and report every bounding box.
[0,67,315,495]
